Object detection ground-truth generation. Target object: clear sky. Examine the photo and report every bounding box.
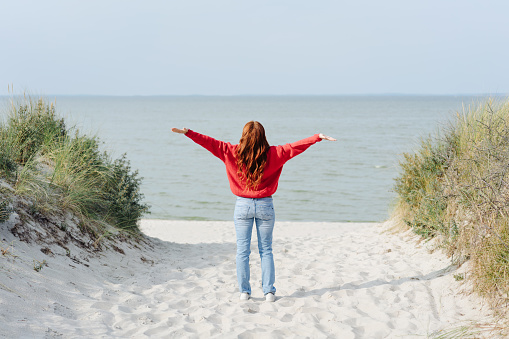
[1,1,508,96]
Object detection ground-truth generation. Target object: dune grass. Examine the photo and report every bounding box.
[0,198,10,223]
[0,95,149,235]
[393,98,509,316]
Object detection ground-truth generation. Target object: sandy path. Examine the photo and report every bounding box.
[0,220,493,338]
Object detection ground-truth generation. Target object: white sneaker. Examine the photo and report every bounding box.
[265,293,275,302]
[240,292,250,301]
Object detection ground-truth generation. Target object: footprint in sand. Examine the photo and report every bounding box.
[279,313,293,322]
[116,305,133,313]
[90,301,113,311]
[241,303,260,314]
[316,311,336,324]
[143,326,171,337]
[276,298,295,307]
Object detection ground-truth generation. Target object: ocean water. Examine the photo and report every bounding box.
[0,95,489,222]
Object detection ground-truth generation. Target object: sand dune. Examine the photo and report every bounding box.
[0,219,495,338]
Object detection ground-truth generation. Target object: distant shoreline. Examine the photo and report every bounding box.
[1,93,508,98]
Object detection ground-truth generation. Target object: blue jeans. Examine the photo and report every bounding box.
[234,196,276,295]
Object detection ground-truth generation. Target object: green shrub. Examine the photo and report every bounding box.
[105,154,150,231]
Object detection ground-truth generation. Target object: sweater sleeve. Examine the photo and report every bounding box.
[185,129,229,162]
[274,134,322,164]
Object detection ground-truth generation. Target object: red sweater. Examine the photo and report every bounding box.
[185,129,322,198]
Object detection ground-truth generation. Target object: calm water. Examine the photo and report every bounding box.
[0,95,490,222]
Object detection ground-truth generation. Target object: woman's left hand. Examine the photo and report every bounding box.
[319,133,336,141]
[172,127,189,134]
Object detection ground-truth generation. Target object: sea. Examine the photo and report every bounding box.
[0,95,496,222]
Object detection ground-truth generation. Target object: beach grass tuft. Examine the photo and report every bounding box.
[0,95,149,237]
[0,198,11,222]
[33,259,47,272]
[393,98,509,318]
[427,322,495,339]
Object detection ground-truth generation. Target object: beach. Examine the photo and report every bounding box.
[0,219,494,338]
[1,0,507,336]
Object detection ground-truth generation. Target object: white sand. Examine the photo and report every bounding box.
[0,219,496,338]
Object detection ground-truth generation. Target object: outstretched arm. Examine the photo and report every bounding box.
[318,133,336,141]
[171,127,228,162]
[273,133,335,165]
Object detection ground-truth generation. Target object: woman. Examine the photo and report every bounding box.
[172,121,336,302]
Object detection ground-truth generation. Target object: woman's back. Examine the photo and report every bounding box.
[184,129,322,198]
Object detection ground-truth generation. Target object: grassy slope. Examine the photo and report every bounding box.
[0,96,149,241]
[393,98,509,318]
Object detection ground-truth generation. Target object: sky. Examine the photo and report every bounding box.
[0,1,508,96]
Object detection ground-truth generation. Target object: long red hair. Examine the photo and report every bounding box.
[236,121,270,190]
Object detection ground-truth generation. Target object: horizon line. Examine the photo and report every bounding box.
[0,93,507,98]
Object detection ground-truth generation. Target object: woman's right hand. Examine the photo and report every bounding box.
[319,133,336,141]
[172,127,189,134]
